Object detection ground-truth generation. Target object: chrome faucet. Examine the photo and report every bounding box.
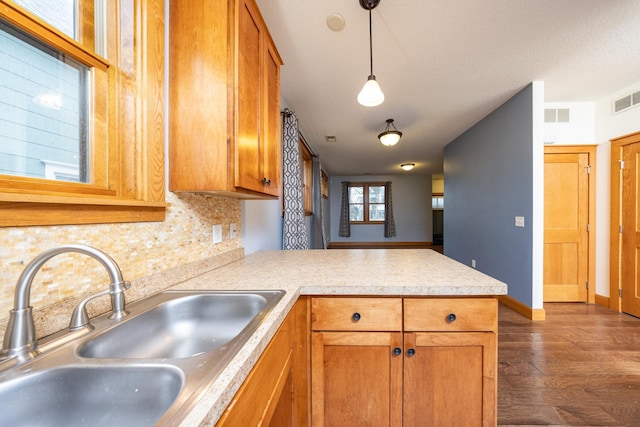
[1,245,130,361]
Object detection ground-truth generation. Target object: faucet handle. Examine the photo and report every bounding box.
[69,289,110,331]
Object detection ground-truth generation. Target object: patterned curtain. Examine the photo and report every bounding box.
[384,181,396,237]
[311,156,326,249]
[339,181,350,237]
[282,109,309,250]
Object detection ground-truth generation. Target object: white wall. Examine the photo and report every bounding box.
[543,102,595,145]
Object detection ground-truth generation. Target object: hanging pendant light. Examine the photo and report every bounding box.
[378,119,402,146]
[357,0,384,107]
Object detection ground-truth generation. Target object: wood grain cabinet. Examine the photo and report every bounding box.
[311,297,497,427]
[216,298,309,426]
[169,0,282,198]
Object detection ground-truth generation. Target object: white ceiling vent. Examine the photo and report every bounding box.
[613,90,640,114]
[544,108,570,123]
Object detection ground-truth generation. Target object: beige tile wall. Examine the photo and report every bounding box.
[0,192,243,338]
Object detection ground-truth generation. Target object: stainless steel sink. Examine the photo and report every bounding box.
[0,365,183,427]
[0,289,285,425]
[78,291,282,359]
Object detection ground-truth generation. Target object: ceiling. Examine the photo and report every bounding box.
[255,0,640,177]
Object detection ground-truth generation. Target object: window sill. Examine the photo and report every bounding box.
[0,193,168,226]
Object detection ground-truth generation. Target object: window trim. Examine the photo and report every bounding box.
[0,0,167,226]
[349,181,386,224]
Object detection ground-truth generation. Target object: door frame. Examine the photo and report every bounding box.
[544,145,597,304]
[610,131,640,312]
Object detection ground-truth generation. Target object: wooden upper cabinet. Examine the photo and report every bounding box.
[168,0,282,198]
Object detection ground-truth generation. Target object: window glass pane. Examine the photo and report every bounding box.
[0,21,89,183]
[350,204,363,222]
[349,186,363,203]
[432,196,444,209]
[369,185,385,203]
[13,0,76,39]
[369,204,385,221]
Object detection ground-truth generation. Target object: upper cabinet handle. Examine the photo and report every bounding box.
[447,313,457,323]
[262,177,271,185]
[352,312,361,322]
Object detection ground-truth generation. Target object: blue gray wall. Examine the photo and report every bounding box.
[329,174,432,244]
[444,84,540,307]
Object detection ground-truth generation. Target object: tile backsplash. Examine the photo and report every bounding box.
[0,192,243,338]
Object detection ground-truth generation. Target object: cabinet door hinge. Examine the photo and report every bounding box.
[619,160,625,170]
[620,224,625,234]
[586,165,591,175]
[619,289,623,298]
[585,281,589,290]
[586,223,590,232]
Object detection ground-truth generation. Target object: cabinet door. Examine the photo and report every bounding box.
[236,0,263,194]
[261,38,281,196]
[311,332,402,427]
[403,332,497,427]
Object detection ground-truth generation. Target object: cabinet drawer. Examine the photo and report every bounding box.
[311,297,402,331]
[404,298,497,332]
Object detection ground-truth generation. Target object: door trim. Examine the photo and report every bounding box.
[544,145,597,304]
[610,131,640,312]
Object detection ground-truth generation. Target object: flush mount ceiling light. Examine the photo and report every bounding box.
[357,0,384,107]
[400,163,415,171]
[378,118,402,146]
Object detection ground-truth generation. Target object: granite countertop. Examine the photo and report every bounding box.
[169,249,507,426]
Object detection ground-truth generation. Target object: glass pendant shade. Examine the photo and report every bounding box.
[378,118,402,146]
[358,76,384,107]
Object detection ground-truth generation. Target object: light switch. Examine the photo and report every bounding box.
[515,216,525,227]
[230,223,237,239]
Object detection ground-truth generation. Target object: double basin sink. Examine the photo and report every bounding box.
[0,290,285,426]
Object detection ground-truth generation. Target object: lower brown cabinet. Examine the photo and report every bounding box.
[311,297,497,427]
[216,297,309,426]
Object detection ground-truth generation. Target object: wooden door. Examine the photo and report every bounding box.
[403,332,496,427]
[311,331,403,427]
[543,152,589,302]
[621,142,640,317]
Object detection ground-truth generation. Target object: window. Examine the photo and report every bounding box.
[0,0,166,226]
[0,20,89,183]
[300,134,312,216]
[349,182,385,223]
[432,193,444,210]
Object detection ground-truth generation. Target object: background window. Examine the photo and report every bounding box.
[0,21,89,183]
[349,183,385,223]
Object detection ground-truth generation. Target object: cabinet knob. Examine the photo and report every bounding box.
[262,177,271,185]
[447,313,457,323]
[407,348,416,357]
[393,347,402,356]
[352,312,361,322]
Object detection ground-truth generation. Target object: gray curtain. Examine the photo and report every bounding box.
[311,156,326,249]
[281,109,309,250]
[384,181,396,237]
[338,181,350,237]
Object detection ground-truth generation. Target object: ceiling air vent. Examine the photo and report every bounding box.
[614,90,640,114]
[544,108,570,123]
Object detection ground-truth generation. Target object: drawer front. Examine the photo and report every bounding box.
[311,297,402,331]
[404,298,497,332]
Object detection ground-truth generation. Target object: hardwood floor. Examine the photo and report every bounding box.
[498,303,640,426]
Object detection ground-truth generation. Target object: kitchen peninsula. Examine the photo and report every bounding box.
[169,249,507,426]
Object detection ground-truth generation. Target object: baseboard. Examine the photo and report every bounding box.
[327,241,432,249]
[595,294,610,308]
[498,295,546,320]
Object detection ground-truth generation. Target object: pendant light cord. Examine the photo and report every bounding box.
[368,5,374,77]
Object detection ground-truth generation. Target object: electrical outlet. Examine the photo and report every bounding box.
[230,223,237,239]
[471,259,476,268]
[515,216,525,227]
[213,224,222,244]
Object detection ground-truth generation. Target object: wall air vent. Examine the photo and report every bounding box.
[614,90,640,114]
[544,108,570,123]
